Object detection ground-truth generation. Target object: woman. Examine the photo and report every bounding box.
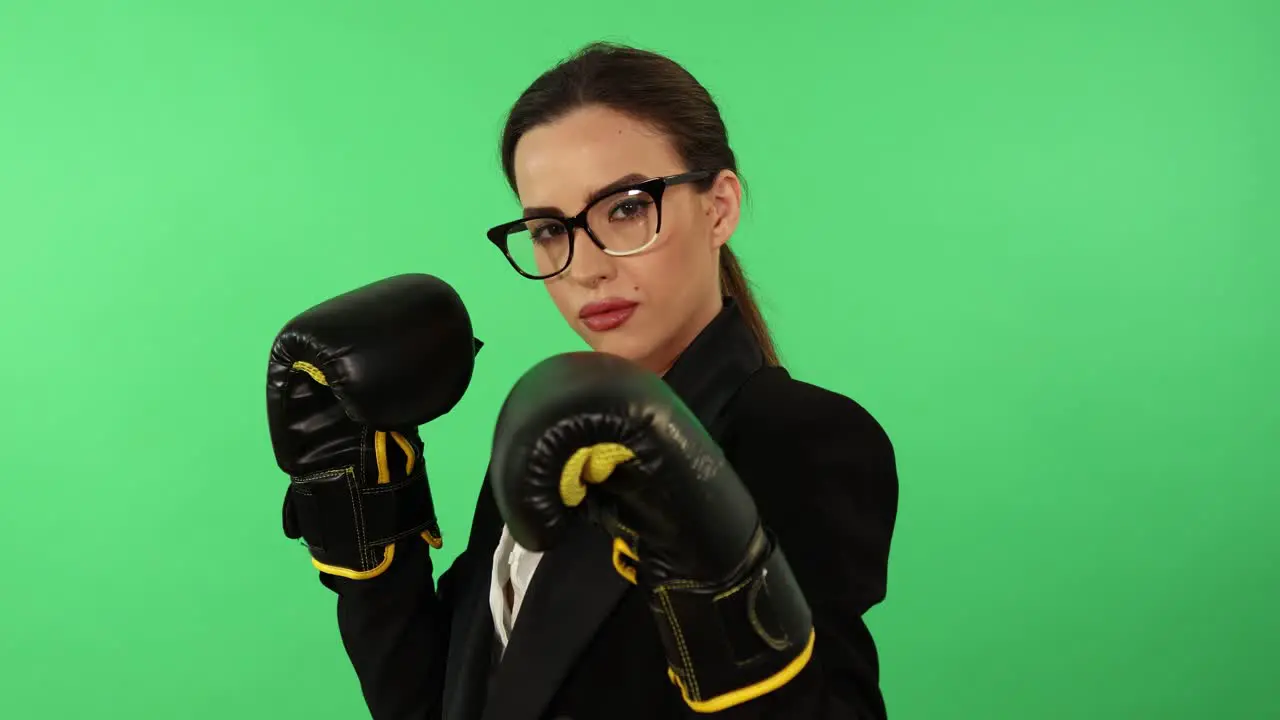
[288,42,898,720]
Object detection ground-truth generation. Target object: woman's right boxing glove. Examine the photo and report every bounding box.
[265,273,482,579]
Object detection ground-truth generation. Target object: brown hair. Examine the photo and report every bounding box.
[498,42,780,366]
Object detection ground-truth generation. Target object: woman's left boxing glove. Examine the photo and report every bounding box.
[490,351,813,713]
[265,273,481,580]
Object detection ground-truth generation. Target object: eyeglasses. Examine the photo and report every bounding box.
[486,170,717,280]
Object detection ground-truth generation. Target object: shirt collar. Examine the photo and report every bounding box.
[662,298,767,438]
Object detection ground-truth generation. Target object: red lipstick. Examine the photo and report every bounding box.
[579,298,638,332]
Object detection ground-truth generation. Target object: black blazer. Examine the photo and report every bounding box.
[320,301,899,720]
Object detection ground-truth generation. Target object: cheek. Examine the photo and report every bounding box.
[635,229,712,297]
[625,255,671,296]
[542,279,579,320]
[667,213,718,270]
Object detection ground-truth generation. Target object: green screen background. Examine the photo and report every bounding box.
[2,1,1276,718]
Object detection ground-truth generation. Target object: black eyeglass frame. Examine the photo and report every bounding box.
[486,169,718,280]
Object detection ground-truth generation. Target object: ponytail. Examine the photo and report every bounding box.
[719,247,779,366]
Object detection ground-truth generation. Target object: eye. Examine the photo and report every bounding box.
[527,221,567,243]
[608,197,652,222]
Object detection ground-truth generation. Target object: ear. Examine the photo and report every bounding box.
[706,170,742,250]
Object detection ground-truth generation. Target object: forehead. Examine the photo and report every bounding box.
[512,105,685,211]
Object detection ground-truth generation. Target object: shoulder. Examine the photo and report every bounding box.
[726,366,896,467]
[720,366,899,606]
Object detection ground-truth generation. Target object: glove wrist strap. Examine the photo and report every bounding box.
[282,461,441,580]
[647,529,815,713]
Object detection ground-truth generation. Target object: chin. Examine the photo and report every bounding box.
[582,331,653,366]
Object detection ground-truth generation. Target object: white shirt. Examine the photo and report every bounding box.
[489,523,545,655]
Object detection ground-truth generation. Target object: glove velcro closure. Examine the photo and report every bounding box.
[648,535,815,713]
[282,464,441,580]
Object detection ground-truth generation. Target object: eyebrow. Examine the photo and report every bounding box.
[521,172,650,219]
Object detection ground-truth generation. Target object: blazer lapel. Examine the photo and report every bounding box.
[661,298,766,439]
[478,517,629,720]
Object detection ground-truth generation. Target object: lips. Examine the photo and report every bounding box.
[579,298,638,332]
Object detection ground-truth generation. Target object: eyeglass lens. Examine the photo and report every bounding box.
[503,187,658,278]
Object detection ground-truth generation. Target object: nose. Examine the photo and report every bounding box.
[565,226,616,288]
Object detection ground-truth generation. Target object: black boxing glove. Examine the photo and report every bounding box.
[490,352,813,713]
[266,273,480,579]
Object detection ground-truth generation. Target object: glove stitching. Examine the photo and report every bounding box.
[294,468,349,484]
[658,586,700,700]
[746,573,790,651]
[657,578,713,591]
[712,576,753,602]
[344,468,363,569]
[355,428,370,570]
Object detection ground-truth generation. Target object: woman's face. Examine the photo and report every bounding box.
[511,104,741,373]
